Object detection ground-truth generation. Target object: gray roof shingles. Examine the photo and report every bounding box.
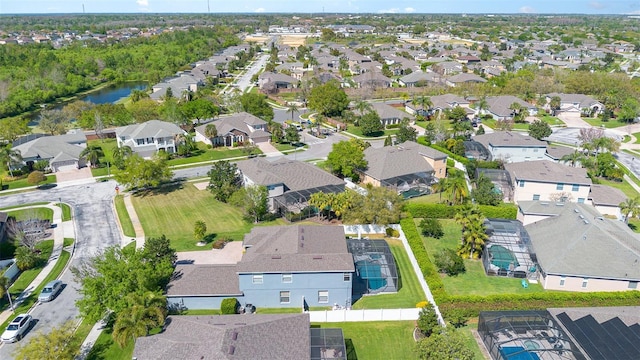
[116,120,184,140]
[167,265,241,296]
[363,141,447,181]
[474,131,547,149]
[505,160,592,186]
[236,158,344,192]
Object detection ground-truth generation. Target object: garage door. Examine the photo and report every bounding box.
[53,160,78,172]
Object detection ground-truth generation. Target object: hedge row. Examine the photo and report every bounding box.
[404,203,517,220]
[439,291,640,318]
[430,144,470,166]
[400,217,446,300]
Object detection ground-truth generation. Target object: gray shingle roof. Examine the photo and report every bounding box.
[525,203,640,280]
[547,93,602,108]
[167,265,241,297]
[485,95,535,117]
[238,225,354,273]
[588,184,627,207]
[363,141,446,181]
[133,314,311,360]
[13,136,84,161]
[430,94,469,109]
[518,200,570,217]
[447,73,487,83]
[116,120,184,140]
[473,131,547,149]
[399,70,439,84]
[195,112,268,139]
[545,145,575,161]
[505,160,592,186]
[370,103,414,120]
[236,158,344,192]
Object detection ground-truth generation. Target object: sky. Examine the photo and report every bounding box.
[1,0,640,15]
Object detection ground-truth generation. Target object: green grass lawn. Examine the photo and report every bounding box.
[597,178,640,198]
[538,115,564,126]
[312,321,416,360]
[88,138,119,164]
[343,125,399,138]
[273,142,306,152]
[114,195,136,238]
[2,174,56,191]
[0,202,49,211]
[352,239,425,309]
[581,117,628,129]
[406,193,444,204]
[57,202,72,221]
[131,183,287,251]
[418,219,544,296]
[167,143,254,166]
[7,207,54,221]
[86,327,135,360]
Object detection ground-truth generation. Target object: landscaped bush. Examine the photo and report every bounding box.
[220,298,239,314]
[386,123,400,129]
[434,249,465,276]
[404,203,517,220]
[385,227,400,238]
[419,218,444,238]
[429,144,470,165]
[212,238,232,249]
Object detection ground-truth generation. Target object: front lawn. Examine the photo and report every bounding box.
[2,174,56,191]
[86,327,135,360]
[312,321,416,360]
[538,115,564,126]
[352,239,425,309]
[343,125,399,138]
[581,117,628,129]
[131,183,287,252]
[418,219,544,296]
[167,143,253,166]
[114,195,136,238]
[7,207,54,221]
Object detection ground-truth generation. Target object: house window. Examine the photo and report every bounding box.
[522,148,527,152]
[559,277,566,287]
[519,180,525,187]
[556,183,564,191]
[136,139,144,145]
[578,198,585,204]
[533,194,540,201]
[533,148,539,152]
[572,184,579,192]
[318,290,329,303]
[252,274,263,284]
[282,274,292,283]
[629,281,638,289]
[581,278,588,288]
[343,273,351,282]
[280,291,290,304]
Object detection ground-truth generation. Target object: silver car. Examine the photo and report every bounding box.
[38,280,63,302]
[1,314,32,343]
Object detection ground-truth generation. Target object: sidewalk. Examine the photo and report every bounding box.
[122,193,145,249]
[0,203,67,326]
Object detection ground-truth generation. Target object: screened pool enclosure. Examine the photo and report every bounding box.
[346,239,398,295]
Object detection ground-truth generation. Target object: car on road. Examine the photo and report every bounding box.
[1,314,32,343]
[38,280,63,302]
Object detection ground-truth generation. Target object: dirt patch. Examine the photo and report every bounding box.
[280,34,309,47]
[55,167,93,183]
[245,35,271,44]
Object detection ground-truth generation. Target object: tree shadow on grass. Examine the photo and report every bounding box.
[345,339,358,360]
[133,180,185,198]
[628,223,637,231]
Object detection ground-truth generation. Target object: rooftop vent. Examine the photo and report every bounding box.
[228,345,235,355]
[574,208,580,213]
[583,219,589,224]
[232,331,238,341]
[579,214,584,219]
[271,255,281,259]
[312,255,323,260]
[540,202,549,206]
[556,203,564,206]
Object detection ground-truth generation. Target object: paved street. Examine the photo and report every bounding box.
[0,180,121,358]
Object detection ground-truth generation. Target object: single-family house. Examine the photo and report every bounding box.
[133,313,347,360]
[505,160,592,204]
[545,93,604,116]
[115,120,186,157]
[150,73,201,101]
[398,70,440,87]
[588,184,627,220]
[258,72,297,91]
[483,95,537,120]
[194,112,271,147]
[236,158,345,214]
[166,225,355,309]
[12,130,88,172]
[407,94,471,118]
[445,73,487,87]
[359,141,447,191]
[369,103,414,127]
[526,203,640,292]
[471,131,547,163]
[351,72,392,89]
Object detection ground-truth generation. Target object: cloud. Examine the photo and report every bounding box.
[378,8,399,14]
[589,1,605,9]
[254,7,265,13]
[136,0,149,7]
[519,6,536,14]
[405,7,415,13]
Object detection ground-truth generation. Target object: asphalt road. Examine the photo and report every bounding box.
[0,180,121,357]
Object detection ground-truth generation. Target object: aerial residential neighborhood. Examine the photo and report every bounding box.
[1,4,640,360]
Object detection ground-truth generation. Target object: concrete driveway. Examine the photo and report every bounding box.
[175,241,243,265]
[557,111,591,128]
[55,167,93,183]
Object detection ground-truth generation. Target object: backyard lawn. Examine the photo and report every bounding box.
[418,219,544,296]
[312,321,416,360]
[131,183,286,251]
[352,239,425,309]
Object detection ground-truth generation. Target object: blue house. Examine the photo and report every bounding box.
[167,225,355,310]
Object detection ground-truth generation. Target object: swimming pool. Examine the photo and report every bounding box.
[489,245,520,270]
[355,260,387,291]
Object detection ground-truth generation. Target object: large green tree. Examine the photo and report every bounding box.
[359,111,383,136]
[207,160,242,202]
[528,119,552,140]
[180,98,219,124]
[326,139,368,181]
[308,80,349,117]
[38,109,69,135]
[230,185,269,223]
[396,119,417,143]
[239,93,274,121]
[416,328,474,360]
[620,197,640,223]
[112,292,167,348]
[113,154,173,190]
[13,321,78,360]
[80,145,105,168]
[471,173,502,206]
[342,186,402,225]
[0,117,30,142]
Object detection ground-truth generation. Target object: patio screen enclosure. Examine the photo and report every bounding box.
[481,219,538,281]
[346,239,398,294]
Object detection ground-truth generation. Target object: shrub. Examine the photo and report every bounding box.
[212,238,232,249]
[419,218,444,238]
[385,227,400,238]
[404,203,517,220]
[220,298,239,314]
[14,246,39,270]
[417,303,440,337]
[434,249,465,276]
[443,308,469,328]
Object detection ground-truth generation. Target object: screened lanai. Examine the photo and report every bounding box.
[273,184,345,221]
[346,239,398,295]
[482,219,538,281]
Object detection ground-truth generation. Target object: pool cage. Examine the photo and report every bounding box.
[464,140,491,161]
[482,219,539,281]
[310,328,347,360]
[379,173,434,199]
[478,310,586,360]
[272,184,345,222]
[346,239,398,295]
[476,168,513,202]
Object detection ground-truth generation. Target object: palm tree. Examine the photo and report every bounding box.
[619,197,640,223]
[549,96,561,115]
[414,95,433,116]
[0,145,22,177]
[354,99,373,116]
[447,170,469,205]
[112,146,133,170]
[0,276,13,310]
[80,145,104,168]
[476,96,488,117]
[454,206,488,259]
[286,102,299,122]
[204,123,218,142]
[560,150,584,167]
[431,177,449,202]
[509,102,523,122]
[112,292,167,348]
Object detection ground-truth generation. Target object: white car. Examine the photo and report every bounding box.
[38,280,63,302]
[1,314,32,343]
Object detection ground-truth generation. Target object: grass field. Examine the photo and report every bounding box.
[581,117,628,129]
[418,219,544,296]
[539,115,564,126]
[167,143,252,166]
[312,321,416,360]
[7,207,54,222]
[57,202,73,221]
[131,183,286,251]
[2,174,56,191]
[597,178,640,198]
[87,328,135,360]
[343,125,399,139]
[114,195,136,237]
[352,239,425,309]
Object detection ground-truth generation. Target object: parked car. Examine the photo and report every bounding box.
[1,314,32,343]
[38,280,63,302]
